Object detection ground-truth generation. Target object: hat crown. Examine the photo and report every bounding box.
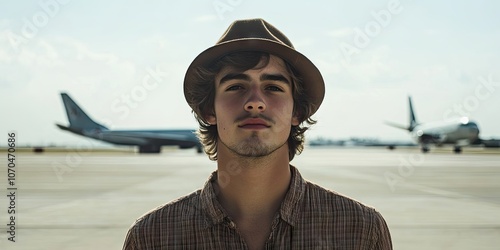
[217,19,294,49]
[184,18,325,118]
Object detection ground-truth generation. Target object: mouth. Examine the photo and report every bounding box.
[238,118,271,130]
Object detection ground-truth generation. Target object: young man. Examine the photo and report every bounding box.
[123,18,392,249]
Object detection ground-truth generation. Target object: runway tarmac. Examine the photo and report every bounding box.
[1,147,499,249]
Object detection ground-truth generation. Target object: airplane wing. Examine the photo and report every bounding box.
[384,121,410,131]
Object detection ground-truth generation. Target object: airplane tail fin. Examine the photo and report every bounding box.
[58,93,108,131]
[408,96,418,131]
[384,96,419,132]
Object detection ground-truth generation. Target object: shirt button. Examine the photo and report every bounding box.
[229,221,236,229]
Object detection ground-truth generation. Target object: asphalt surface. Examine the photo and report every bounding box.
[1,147,499,249]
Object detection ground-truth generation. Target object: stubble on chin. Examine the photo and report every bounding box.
[234,133,270,157]
[224,132,287,158]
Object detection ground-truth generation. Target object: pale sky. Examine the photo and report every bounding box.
[1,0,499,146]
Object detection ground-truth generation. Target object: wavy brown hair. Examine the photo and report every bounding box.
[185,51,317,161]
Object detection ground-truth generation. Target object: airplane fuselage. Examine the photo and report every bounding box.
[81,129,200,148]
[410,119,480,146]
[57,93,202,153]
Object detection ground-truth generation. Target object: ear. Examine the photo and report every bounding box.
[205,114,217,125]
[291,114,300,126]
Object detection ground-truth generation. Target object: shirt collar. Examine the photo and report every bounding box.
[279,165,305,226]
[200,165,306,227]
[200,171,226,226]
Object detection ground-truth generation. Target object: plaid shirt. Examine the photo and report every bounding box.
[123,166,392,249]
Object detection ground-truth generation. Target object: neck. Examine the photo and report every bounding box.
[215,144,292,222]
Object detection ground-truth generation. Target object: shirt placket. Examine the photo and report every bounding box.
[264,213,285,249]
[222,217,248,249]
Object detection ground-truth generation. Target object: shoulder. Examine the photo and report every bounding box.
[305,181,372,208]
[123,190,205,250]
[302,180,386,226]
[133,189,202,229]
[301,181,392,248]
[123,190,204,247]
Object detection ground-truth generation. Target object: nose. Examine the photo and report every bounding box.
[244,91,266,113]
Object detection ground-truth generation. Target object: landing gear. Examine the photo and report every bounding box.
[421,145,429,153]
[138,145,161,153]
[453,146,462,154]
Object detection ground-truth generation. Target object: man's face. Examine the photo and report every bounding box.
[206,55,300,158]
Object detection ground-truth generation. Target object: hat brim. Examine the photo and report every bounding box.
[184,38,325,117]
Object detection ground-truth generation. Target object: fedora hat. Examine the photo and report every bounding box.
[183,18,325,117]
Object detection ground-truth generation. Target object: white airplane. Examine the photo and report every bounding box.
[385,96,480,153]
[56,93,202,153]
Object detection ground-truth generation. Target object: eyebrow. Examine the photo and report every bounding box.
[261,73,290,85]
[219,73,250,86]
[219,73,290,85]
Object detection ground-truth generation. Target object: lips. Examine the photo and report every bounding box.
[238,118,271,129]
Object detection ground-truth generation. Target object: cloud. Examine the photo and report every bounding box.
[317,44,410,89]
[325,27,353,38]
[0,35,138,92]
[193,15,218,23]
[139,34,172,50]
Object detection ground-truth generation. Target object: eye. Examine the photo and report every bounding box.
[226,85,243,91]
[266,85,284,92]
